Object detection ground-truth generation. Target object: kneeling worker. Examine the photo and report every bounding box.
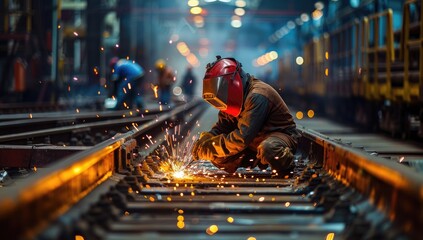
[191,56,301,174]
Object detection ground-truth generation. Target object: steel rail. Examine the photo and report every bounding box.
[0,108,166,135]
[298,125,423,239]
[0,99,206,239]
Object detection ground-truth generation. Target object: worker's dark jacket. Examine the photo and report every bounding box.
[208,77,299,158]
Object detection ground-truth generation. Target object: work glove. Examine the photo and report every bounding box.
[191,132,214,160]
[197,136,220,161]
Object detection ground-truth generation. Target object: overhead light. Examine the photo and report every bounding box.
[287,21,295,29]
[186,53,200,67]
[295,18,303,25]
[255,51,278,66]
[315,1,324,10]
[312,9,323,20]
[296,56,304,65]
[235,0,246,7]
[300,13,310,22]
[190,6,203,14]
[231,19,242,28]
[187,0,199,7]
[219,0,232,2]
[234,8,245,16]
[275,30,283,38]
[176,42,190,56]
[269,51,278,60]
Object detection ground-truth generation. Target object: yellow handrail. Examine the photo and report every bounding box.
[362,9,394,100]
[401,0,422,102]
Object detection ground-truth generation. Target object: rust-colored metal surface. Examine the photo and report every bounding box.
[0,104,422,239]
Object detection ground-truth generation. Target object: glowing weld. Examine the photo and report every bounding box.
[173,171,185,179]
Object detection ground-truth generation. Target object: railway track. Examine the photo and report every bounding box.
[0,104,422,240]
[0,105,168,136]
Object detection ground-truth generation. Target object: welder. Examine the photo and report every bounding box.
[155,59,175,105]
[191,56,301,174]
[109,57,145,110]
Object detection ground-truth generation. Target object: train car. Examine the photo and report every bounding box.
[280,0,423,139]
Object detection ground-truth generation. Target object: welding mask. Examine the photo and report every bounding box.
[203,56,244,117]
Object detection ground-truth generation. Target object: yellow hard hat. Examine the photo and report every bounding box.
[155,59,166,70]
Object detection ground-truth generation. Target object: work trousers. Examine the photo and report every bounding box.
[210,132,298,174]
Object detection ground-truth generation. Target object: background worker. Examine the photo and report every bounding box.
[109,57,145,110]
[191,56,301,175]
[181,65,197,100]
[155,59,175,105]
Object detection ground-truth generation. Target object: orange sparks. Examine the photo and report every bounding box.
[326,233,335,240]
[177,221,185,229]
[206,225,218,235]
[151,84,159,98]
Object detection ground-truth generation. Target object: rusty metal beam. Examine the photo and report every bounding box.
[0,145,88,167]
[0,99,205,239]
[298,126,423,239]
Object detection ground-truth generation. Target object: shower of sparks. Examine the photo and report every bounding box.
[173,171,185,178]
[156,126,202,179]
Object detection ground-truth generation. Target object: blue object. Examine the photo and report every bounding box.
[112,59,144,109]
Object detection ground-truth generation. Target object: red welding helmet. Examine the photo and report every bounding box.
[203,56,243,117]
